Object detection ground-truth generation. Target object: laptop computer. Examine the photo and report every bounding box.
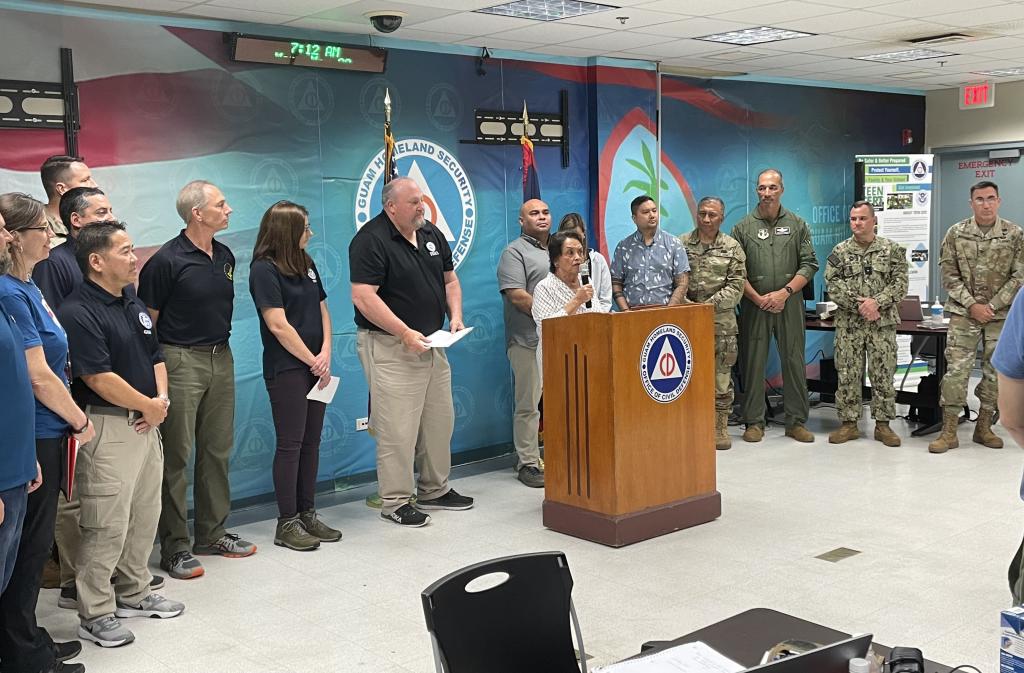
[745,633,873,673]
[898,295,925,321]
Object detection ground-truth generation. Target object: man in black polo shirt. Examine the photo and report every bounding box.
[58,223,185,648]
[350,177,474,527]
[138,180,255,580]
[33,186,115,310]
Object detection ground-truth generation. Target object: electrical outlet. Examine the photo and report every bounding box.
[355,417,369,431]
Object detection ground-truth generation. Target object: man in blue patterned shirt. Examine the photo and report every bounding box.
[610,195,690,310]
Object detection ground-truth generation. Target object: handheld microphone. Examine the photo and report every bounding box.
[580,255,592,309]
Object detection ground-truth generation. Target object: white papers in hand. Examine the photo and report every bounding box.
[424,326,474,348]
[306,376,340,403]
[593,641,743,673]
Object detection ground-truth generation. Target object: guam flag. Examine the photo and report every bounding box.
[521,119,541,201]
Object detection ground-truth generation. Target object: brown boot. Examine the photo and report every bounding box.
[873,421,901,447]
[973,407,1004,448]
[715,412,731,451]
[928,409,960,453]
[785,424,814,443]
[828,421,860,444]
[742,425,763,442]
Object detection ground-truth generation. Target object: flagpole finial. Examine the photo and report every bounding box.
[384,88,392,123]
[521,100,529,130]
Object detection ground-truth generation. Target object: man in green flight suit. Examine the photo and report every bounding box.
[929,180,1024,453]
[733,169,819,443]
[681,196,746,450]
[824,201,908,447]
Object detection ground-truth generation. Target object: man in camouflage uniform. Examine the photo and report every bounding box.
[929,180,1024,454]
[734,169,819,443]
[824,201,908,446]
[681,197,746,450]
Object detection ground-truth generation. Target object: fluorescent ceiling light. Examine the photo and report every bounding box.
[973,67,1024,77]
[475,0,619,21]
[853,48,956,63]
[694,26,815,45]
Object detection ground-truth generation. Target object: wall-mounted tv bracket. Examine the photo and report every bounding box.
[462,89,569,168]
[0,48,80,155]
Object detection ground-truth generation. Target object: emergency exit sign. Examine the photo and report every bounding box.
[960,81,995,109]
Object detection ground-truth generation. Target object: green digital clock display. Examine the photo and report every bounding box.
[230,34,386,73]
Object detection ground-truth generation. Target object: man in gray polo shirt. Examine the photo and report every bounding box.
[611,194,690,310]
[497,199,550,488]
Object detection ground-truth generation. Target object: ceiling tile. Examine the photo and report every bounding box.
[931,3,1024,27]
[774,10,905,34]
[559,30,677,52]
[306,0,458,27]
[200,0,357,14]
[78,0,197,10]
[612,39,721,59]
[872,0,1009,20]
[529,44,605,57]
[946,35,1024,53]
[484,22,614,42]
[753,34,865,53]
[560,8,689,30]
[183,4,299,22]
[391,0,500,8]
[711,1,846,24]
[407,12,537,35]
[283,16,370,32]
[829,20,975,42]
[640,17,761,39]
[453,36,546,51]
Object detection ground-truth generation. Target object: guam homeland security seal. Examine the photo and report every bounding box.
[354,137,476,270]
[640,324,693,403]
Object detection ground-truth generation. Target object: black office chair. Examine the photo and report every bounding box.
[421,551,587,673]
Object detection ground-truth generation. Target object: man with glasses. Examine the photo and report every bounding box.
[733,169,818,444]
[929,180,1024,453]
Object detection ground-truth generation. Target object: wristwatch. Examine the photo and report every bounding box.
[72,418,90,434]
[783,286,794,295]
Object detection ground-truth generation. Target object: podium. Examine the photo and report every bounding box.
[541,305,720,547]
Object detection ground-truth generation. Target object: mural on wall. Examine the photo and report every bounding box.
[0,6,923,503]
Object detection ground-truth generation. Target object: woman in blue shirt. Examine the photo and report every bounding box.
[0,193,95,673]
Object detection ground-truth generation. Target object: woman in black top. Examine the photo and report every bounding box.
[249,201,341,551]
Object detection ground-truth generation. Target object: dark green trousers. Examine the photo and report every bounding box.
[737,296,809,428]
[158,345,235,559]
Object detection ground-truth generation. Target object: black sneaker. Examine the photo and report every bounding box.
[416,489,474,511]
[58,586,76,610]
[53,639,82,662]
[381,504,431,527]
[149,575,165,590]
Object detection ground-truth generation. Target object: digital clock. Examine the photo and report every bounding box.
[230,34,386,73]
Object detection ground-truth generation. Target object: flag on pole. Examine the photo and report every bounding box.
[521,101,541,201]
[383,88,398,184]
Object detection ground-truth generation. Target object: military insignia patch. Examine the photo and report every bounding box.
[827,253,842,267]
[775,226,790,235]
[757,228,769,240]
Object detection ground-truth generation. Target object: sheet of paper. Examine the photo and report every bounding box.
[306,376,340,403]
[593,641,743,673]
[424,326,474,348]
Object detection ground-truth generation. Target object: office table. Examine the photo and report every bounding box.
[638,607,953,672]
[805,319,948,436]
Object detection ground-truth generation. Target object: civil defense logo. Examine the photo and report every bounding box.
[640,324,693,404]
[911,160,928,180]
[354,137,476,270]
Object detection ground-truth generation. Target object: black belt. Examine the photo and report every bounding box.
[163,342,229,354]
[86,404,139,419]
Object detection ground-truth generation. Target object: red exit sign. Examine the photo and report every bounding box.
[960,81,995,109]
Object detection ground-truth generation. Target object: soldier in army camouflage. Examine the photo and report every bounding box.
[929,180,1024,454]
[681,197,746,450]
[824,201,908,447]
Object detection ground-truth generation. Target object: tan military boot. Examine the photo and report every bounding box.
[973,407,1004,449]
[785,424,814,443]
[873,421,901,447]
[742,425,763,442]
[828,421,860,444]
[928,409,960,453]
[715,412,731,450]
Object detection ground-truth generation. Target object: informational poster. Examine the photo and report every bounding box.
[857,154,934,393]
[856,154,934,298]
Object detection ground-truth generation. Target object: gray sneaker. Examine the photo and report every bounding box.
[114,593,185,619]
[79,615,135,648]
[517,465,545,488]
[160,551,204,580]
[193,533,257,558]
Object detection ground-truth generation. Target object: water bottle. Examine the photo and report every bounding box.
[931,296,944,325]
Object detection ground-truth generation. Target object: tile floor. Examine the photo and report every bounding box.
[36,403,1019,672]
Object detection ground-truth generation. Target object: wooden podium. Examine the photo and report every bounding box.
[541,305,720,547]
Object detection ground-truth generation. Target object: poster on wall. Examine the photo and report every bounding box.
[856,153,933,298]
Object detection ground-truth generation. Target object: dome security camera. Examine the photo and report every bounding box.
[366,11,406,33]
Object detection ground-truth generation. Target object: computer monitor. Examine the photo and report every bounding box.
[745,634,873,673]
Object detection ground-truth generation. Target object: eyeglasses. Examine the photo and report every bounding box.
[972,196,999,205]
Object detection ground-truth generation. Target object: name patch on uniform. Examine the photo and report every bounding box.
[827,253,842,267]
[307,269,318,283]
[775,226,790,235]
[757,228,769,240]
[426,241,439,257]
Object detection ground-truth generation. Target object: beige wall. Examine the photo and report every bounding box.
[926,80,1024,149]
